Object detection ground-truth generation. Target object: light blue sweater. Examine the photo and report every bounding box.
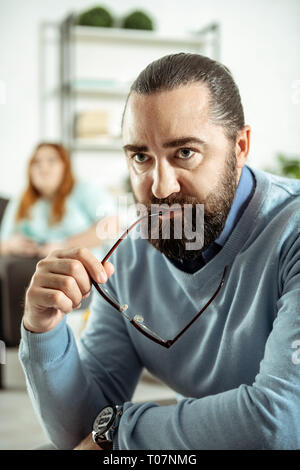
[19,166,300,450]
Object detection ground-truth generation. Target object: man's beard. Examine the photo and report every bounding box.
[133,151,238,261]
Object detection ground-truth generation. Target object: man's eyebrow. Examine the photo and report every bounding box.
[162,137,207,148]
[123,144,148,153]
[123,137,207,153]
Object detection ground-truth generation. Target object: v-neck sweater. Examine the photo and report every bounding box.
[19,165,300,449]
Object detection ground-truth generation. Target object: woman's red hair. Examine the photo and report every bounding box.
[16,143,75,225]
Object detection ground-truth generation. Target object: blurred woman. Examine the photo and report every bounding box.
[0,142,118,258]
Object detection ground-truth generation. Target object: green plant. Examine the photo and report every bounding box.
[265,153,300,179]
[77,6,114,28]
[122,10,154,31]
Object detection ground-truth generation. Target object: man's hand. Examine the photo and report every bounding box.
[73,432,101,450]
[23,246,114,333]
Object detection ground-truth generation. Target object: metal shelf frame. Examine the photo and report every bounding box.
[39,13,221,155]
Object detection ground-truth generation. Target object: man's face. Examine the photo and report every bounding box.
[122,84,240,260]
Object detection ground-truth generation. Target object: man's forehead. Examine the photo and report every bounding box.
[123,84,211,139]
[127,83,210,113]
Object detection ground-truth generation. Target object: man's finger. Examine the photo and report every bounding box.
[37,258,92,295]
[29,286,73,314]
[103,261,114,277]
[54,247,111,284]
[35,272,84,308]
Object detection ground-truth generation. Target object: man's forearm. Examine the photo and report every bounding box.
[114,383,298,450]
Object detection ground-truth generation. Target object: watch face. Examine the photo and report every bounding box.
[93,406,115,434]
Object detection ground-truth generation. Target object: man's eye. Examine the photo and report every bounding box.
[133,153,149,163]
[177,149,194,159]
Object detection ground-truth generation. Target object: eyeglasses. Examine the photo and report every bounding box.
[91,211,229,349]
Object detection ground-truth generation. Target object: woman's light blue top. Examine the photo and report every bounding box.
[0,180,116,256]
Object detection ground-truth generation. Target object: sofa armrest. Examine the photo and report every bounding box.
[0,255,41,346]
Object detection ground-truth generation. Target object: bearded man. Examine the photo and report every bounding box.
[20,53,300,450]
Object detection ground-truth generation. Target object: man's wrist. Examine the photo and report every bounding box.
[22,314,60,334]
[22,318,36,333]
[23,314,42,334]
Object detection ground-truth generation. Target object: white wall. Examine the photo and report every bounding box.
[0,0,300,198]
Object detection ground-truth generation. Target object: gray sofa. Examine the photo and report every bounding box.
[0,197,93,388]
[0,197,42,347]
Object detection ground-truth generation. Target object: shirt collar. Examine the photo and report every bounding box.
[167,165,256,271]
[213,165,255,248]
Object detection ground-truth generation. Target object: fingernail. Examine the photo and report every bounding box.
[83,291,90,299]
[74,303,82,310]
[98,271,107,283]
[105,262,115,276]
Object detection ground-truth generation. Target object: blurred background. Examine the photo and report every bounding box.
[0,0,299,450]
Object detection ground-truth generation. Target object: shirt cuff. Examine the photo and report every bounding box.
[20,316,70,364]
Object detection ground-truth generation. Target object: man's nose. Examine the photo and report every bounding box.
[151,161,180,199]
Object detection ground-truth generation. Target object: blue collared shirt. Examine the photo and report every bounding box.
[171,165,256,272]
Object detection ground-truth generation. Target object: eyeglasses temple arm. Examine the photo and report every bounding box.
[101,215,148,264]
[91,278,119,310]
[101,211,164,263]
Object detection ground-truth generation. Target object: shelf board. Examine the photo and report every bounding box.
[47,78,131,98]
[46,86,129,99]
[72,138,123,153]
[72,25,203,48]
[71,85,129,98]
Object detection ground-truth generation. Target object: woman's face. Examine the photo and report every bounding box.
[30,146,65,198]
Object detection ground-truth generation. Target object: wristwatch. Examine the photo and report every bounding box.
[92,405,123,450]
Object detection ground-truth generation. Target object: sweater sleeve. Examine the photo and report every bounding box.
[113,234,300,450]
[18,288,143,449]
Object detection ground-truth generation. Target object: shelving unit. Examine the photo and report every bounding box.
[73,23,212,47]
[39,14,220,159]
[72,137,123,153]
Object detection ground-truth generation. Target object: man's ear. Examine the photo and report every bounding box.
[235,125,251,170]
